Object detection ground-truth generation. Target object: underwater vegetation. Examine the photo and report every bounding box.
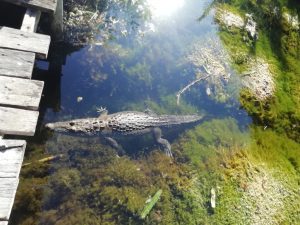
[10,118,300,225]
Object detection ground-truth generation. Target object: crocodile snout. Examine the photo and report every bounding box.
[45,123,54,130]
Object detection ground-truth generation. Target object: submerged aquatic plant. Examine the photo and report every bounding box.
[140,189,162,219]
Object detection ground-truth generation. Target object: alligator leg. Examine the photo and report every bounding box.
[152,127,173,158]
[104,137,125,156]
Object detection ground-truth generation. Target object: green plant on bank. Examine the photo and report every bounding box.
[215,0,300,141]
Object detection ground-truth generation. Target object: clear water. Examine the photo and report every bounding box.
[12,0,257,223]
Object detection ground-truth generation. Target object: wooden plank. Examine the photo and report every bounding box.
[0,48,35,79]
[0,140,26,178]
[0,26,50,59]
[0,136,6,150]
[0,107,39,136]
[21,8,41,33]
[0,0,57,13]
[0,76,44,110]
[50,0,63,40]
[0,178,18,220]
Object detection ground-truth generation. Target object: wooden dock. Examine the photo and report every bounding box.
[0,0,58,223]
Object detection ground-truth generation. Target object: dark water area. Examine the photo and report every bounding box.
[0,2,25,28]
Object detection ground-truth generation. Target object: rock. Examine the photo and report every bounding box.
[282,12,299,30]
[242,58,275,100]
[245,14,258,39]
[216,9,244,29]
[215,7,258,40]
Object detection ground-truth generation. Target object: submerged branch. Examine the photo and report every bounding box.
[176,74,210,105]
[197,0,216,23]
[22,154,64,167]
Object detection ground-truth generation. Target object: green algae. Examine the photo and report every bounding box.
[11,116,300,225]
[172,117,300,224]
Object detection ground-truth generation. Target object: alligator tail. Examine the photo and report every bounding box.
[157,114,204,126]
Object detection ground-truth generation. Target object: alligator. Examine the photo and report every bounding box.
[45,110,203,157]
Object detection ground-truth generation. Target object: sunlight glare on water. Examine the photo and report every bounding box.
[146,0,185,18]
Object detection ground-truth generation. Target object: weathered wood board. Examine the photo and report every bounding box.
[0,48,35,79]
[21,8,41,33]
[0,76,44,110]
[0,26,50,59]
[0,107,39,136]
[0,178,18,220]
[50,0,63,39]
[0,140,26,178]
[0,0,57,13]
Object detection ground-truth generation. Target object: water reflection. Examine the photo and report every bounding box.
[146,0,185,18]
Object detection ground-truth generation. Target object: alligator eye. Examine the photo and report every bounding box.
[69,122,75,126]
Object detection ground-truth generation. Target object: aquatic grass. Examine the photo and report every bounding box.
[247,127,300,175]
[172,116,300,224]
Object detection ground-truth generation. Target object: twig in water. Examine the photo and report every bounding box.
[176,74,210,105]
[22,154,64,167]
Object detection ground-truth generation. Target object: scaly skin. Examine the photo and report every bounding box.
[45,111,203,157]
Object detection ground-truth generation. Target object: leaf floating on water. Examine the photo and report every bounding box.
[77,96,83,102]
[140,189,162,219]
[206,87,211,96]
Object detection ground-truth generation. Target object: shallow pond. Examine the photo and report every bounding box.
[10,0,300,224]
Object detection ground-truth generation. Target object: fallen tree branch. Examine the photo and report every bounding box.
[176,74,210,105]
[22,154,64,167]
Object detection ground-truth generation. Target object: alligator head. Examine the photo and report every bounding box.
[45,117,106,134]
